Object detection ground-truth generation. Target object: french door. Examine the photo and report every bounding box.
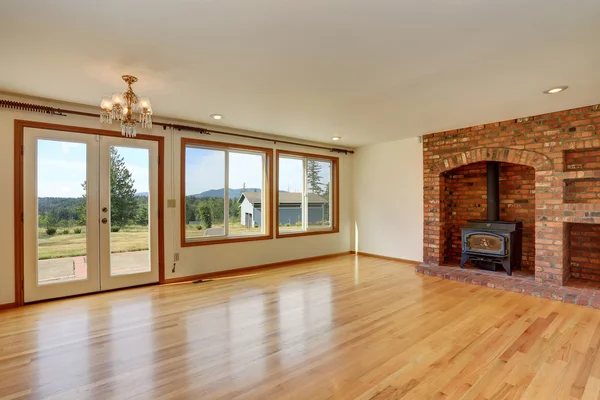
[23,128,159,303]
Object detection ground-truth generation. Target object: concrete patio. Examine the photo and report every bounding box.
[38,250,150,283]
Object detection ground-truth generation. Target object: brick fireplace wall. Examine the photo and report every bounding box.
[423,104,600,284]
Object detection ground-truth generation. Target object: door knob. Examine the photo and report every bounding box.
[101,218,108,224]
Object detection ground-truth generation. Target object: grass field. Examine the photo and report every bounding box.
[38,226,149,260]
[184,223,263,240]
[39,222,328,260]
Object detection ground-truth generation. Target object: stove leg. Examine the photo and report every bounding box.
[501,260,512,276]
[460,254,469,269]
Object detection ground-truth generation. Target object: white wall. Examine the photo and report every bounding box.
[0,94,353,305]
[353,137,424,262]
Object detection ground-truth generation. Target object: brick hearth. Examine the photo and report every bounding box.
[415,264,600,309]
[422,104,600,285]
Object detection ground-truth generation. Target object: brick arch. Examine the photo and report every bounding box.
[432,147,553,174]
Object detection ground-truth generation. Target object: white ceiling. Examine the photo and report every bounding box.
[0,0,599,147]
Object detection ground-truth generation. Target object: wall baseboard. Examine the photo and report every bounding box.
[352,251,421,265]
[163,251,354,284]
[0,302,17,311]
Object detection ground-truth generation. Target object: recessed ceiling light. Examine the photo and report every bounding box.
[210,114,224,120]
[543,86,568,94]
[332,136,341,141]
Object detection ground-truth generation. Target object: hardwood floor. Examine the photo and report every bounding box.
[1,254,600,399]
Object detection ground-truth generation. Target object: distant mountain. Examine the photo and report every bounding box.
[190,188,261,199]
[135,192,148,197]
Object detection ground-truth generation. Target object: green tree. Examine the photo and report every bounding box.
[76,181,87,225]
[208,198,225,224]
[323,182,331,223]
[185,196,199,223]
[109,147,138,227]
[76,150,137,228]
[229,198,241,222]
[136,203,148,226]
[307,160,324,195]
[43,210,60,230]
[199,203,212,228]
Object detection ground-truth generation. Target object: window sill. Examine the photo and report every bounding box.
[181,233,273,247]
[276,229,339,239]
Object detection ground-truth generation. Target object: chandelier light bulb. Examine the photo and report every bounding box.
[100,96,113,111]
[111,92,124,105]
[139,97,151,110]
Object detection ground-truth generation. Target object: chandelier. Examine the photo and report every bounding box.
[99,75,152,137]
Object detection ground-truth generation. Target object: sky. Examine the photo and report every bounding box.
[36,139,331,198]
[184,148,331,195]
[37,140,149,198]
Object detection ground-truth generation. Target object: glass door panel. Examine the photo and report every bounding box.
[23,129,100,303]
[99,137,159,291]
[108,146,151,276]
[37,140,89,284]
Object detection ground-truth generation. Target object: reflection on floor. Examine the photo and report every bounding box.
[3,254,600,398]
[38,250,150,283]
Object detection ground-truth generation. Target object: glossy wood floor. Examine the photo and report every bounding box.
[2,254,600,399]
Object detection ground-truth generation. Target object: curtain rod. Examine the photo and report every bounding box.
[0,99,354,155]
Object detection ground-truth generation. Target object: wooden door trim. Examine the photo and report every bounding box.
[14,120,166,306]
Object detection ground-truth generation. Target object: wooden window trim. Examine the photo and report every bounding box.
[180,138,274,247]
[276,150,340,239]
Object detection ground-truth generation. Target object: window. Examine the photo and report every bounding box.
[181,138,273,246]
[277,151,338,237]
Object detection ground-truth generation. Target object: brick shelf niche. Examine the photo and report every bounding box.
[422,103,600,286]
[568,223,600,281]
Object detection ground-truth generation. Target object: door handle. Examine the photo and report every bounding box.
[101,218,108,224]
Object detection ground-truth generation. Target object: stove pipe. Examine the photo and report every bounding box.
[487,162,500,221]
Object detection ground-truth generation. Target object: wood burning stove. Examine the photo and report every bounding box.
[459,162,523,275]
[460,221,523,275]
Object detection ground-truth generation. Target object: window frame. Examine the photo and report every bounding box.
[180,138,273,247]
[276,150,339,238]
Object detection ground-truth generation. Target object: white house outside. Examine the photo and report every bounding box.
[238,192,329,228]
